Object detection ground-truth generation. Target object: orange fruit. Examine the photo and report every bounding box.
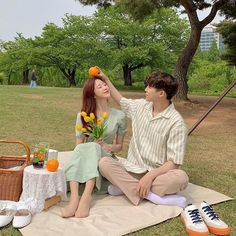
[38,152,45,161]
[46,159,59,172]
[89,66,100,78]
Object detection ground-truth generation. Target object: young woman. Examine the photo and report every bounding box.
[63,77,127,218]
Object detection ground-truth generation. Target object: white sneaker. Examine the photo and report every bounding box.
[199,201,230,236]
[181,204,209,236]
[0,202,17,228]
[12,203,32,228]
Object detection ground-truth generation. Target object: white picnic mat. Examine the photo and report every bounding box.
[19,152,233,236]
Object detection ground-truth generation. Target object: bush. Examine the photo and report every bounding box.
[0,72,5,84]
[188,56,236,96]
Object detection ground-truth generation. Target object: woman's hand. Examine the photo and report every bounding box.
[101,143,112,152]
[94,139,112,152]
[94,139,103,145]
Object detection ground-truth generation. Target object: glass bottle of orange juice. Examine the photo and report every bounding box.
[32,142,49,168]
[32,144,44,168]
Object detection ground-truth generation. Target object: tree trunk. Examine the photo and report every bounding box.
[68,69,76,87]
[22,69,29,85]
[174,25,202,101]
[8,72,11,85]
[123,64,132,86]
[174,0,226,100]
[60,68,76,87]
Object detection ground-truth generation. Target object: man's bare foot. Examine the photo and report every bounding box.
[74,195,91,218]
[62,196,79,218]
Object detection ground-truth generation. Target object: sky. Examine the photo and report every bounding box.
[0,0,96,41]
[0,0,224,41]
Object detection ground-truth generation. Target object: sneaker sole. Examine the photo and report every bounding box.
[208,226,230,236]
[181,216,209,236]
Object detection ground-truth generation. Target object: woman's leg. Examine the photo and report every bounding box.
[75,178,95,218]
[62,181,80,218]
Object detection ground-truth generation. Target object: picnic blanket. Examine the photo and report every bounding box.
[19,152,233,236]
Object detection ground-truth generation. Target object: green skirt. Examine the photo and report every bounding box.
[64,142,111,191]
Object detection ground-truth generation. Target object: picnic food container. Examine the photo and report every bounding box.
[0,140,30,201]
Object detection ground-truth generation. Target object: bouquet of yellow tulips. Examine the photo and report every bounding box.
[75,111,108,141]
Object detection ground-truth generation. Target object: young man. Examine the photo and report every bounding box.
[99,71,189,207]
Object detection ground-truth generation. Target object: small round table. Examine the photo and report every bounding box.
[20,165,67,214]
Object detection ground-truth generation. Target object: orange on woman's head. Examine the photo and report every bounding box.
[89,66,100,78]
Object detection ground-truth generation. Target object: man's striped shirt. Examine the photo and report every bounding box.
[119,97,188,173]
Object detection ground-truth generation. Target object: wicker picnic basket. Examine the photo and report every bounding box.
[0,140,30,201]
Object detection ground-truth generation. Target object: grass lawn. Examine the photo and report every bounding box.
[0,85,235,236]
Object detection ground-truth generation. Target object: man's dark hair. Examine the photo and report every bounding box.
[145,72,178,100]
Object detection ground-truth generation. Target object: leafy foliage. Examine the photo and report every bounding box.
[93,6,188,84]
[216,21,236,66]
[0,34,35,84]
[0,6,188,87]
[79,0,236,100]
[188,45,236,95]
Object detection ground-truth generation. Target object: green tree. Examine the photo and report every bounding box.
[32,22,80,86]
[216,21,236,66]
[206,40,221,62]
[188,43,235,94]
[79,0,236,100]
[30,15,107,86]
[0,34,35,84]
[94,6,188,85]
[216,1,236,66]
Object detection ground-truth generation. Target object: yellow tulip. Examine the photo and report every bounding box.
[90,113,95,120]
[102,112,108,119]
[75,124,82,131]
[84,116,91,123]
[97,118,103,126]
[81,128,87,132]
[81,111,87,117]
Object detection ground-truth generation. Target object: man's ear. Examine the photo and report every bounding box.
[159,90,166,98]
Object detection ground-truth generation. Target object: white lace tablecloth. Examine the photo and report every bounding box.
[19,165,67,214]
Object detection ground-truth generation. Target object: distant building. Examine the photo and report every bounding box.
[199,26,224,51]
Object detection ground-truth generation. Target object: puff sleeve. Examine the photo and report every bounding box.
[75,113,85,139]
[117,111,127,137]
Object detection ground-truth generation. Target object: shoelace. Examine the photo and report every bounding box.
[202,205,219,220]
[188,209,203,224]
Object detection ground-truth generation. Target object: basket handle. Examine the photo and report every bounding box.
[0,140,31,164]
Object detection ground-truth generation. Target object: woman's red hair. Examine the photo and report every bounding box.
[81,78,102,127]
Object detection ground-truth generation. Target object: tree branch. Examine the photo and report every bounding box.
[130,63,144,71]
[180,0,196,13]
[200,0,228,27]
[180,0,201,27]
[59,67,69,78]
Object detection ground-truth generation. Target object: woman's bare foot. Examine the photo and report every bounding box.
[62,196,79,218]
[74,195,91,218]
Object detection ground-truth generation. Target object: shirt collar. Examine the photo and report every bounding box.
[145,102,174,119]
[160,103,174,119]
